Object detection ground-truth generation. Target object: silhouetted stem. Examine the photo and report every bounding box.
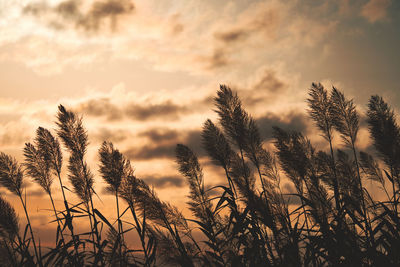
[56,172,80,263]
[48,192,73,265]
[129,204,147,266]
[18,193,42,267]
[115,190,123,266]
[328,135,341,212]
[351,142,373,248]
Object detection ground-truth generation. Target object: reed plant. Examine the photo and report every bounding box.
[1,84,400,266]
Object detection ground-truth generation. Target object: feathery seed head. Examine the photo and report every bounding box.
[0,195,19,241]
[99,141,128,193]
[0,152,24,195]
[23,142,53,194]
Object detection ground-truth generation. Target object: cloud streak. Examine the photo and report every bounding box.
[142,175,184,189]
[76,97,191,122]
[24,0,135,32]
[123,129,204,160]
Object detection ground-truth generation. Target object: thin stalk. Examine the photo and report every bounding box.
[253,155,284,263]
[327,134,341,212]
[48,192,72,265]
[3,239,16,266]
[14,232,35,265]
[115,191,123,266]
[80,157,103,265]
[86,202,97,257]
[129,205,147,266]
[239,149,271,264]
[351,143,374,248]
[18,193,42,267]
[390,166,398,215]
[56,172,80,262]
[155,202,194,267]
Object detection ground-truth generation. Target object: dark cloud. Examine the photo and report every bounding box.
[214,29,247,43]
[138,128,179,143]
[251,70,285,93]
[55,0,80,19]
[24,0,135,32]
[28,188,46,198]
[76,98,122,121]
[126,101,188,121]
[213,3,280,45]
[142,175,184,189]
[124,143,176,160]
[206,4,281,69]
[123,112,307,161]
[92,127,130,143]
[242,69,287,106]
[124,129,203,161]
[203,48,230,70]
[74,97,191,122]
[256,111,309,140]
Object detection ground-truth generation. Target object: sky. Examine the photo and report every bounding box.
[0,0,399,245]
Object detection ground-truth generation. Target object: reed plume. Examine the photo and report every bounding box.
[367,95,400,181]
[35,127,62,175]
[0,195,19,241]
[307,82,341,211]
[330,87,373,248]
[33,127,80,260]
[23,143,53,194]
[56,104,102,263]
[98,141,131,265]
[176,144,212,222]
[98,141,127,194]
[0,152,41,266]
[0,153,23,195]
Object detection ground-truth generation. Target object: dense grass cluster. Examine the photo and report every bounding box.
[0,84,400,266]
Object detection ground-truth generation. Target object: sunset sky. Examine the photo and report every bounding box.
[0,0,399,245]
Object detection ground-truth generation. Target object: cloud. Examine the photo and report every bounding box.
[92,127,130,143]
[24,0,135,32]
[138,128,179,143]
[203,1,283,70]
[124,129,203,160]
[28,188,46,198]
[0,121,32,147]
[75,96,191,122]
[7,0,342,76]
[241,68,287,106]
[256,111,309,140]
[126,101,189,121]
[124,143,175,160]
[195,48,231,70]
[142,175,184,189]
[213,1,282,45]
[361,0,391,23]
[76,97,122,121]
[214,29,247,43]
[167,13,184,36]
